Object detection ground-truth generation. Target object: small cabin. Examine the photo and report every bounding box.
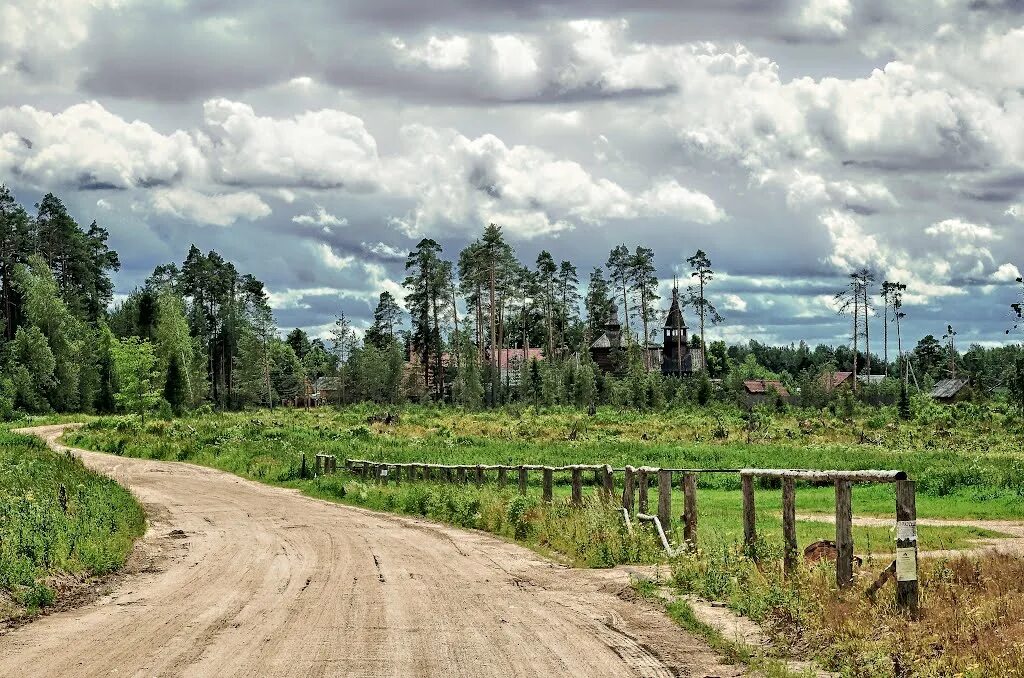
[929,378,970,404]
[820,371,854,392]
[742,380,790,408]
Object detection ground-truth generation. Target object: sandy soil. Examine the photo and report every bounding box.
[0,424,738,678]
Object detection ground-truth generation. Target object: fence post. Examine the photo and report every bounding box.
[571,468,583,506]
[602,465,614,502]
[742,474,756,557]
[406,465,415,482]
[360,461,369,480]
[392,464,400,486]
[497,467,507,489]
[835,480,853,588]
[637,469,649,513]
[518,466,527,494]
[895,480,919,615]
[657,469,672,528]
[475,465,484,487]
[315,455,324,475]
[300,453,307,480]
[782,477,797,576]
[457,467,467,484]
[381,465,390,486]
[622,466,635,515]
[682,473,697,550]
[542,467,553,503]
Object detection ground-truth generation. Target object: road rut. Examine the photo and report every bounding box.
[1,425,738,678]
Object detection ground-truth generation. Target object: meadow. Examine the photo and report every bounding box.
[0,427,145,623]
[64,402,1024,676]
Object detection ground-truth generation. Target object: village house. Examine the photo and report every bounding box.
[930,378,970,403]
[742,379,790,408]
[821,371,887,391]
[493,347,545,386]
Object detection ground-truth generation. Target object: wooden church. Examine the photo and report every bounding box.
[589,283,702,376]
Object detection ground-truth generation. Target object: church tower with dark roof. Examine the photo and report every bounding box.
[662,281,691,376]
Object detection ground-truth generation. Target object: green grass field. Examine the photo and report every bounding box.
[65,403,1023,557]
[0,428,145,622]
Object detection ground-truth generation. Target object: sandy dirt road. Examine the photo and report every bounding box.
[1,425,737,678]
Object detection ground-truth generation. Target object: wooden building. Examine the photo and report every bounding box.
[660,285,701,377]
[929,378,970,403]
[589,286,702,376]
[589,303,626,373]
[742,379,790,408]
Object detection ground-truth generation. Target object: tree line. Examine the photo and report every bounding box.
[3,188,1022,418]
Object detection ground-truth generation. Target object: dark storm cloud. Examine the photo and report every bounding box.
[69,0,852,104]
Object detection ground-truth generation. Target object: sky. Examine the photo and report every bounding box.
[1,0,1022,350]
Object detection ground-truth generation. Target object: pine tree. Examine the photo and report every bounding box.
[686,250,723,372]
[365,291,403,349]
[535,250,557,358]
[606,245,633,342]
[479,225,515,405]
[556,260,579,352]
[403,238,449,399]
[584,267,612,338]
[286,328,312,359]
[0,185,31,341]
[630,246,659,368]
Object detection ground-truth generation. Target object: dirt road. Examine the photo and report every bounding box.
[1,425,737,678]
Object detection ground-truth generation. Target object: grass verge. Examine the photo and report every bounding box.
[0,428,145,623]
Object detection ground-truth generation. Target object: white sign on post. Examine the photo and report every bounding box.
[896,547,917,581]
[896,520,917,542]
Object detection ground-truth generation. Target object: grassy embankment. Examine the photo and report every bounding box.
[0,425,145,623]
[66,404,1024,675]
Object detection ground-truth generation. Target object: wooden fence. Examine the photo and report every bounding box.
[337,457,918,613]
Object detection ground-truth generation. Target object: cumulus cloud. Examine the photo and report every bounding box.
[924,219,998,243]
[795,0,852,39]
[723,294,748,312]
[387,124,723,237]
[363,242,407,259]
[315,243,355,270]
[292,205,348,231]
[0,101,202,190]
[200,99,380,190]
[146,187,271,227]
[267,286,344,310]
[392,35,471,70]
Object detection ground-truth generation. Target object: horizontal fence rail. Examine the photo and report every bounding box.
[338,457,918,614]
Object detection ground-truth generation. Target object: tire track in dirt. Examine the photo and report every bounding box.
[1,424,738,678]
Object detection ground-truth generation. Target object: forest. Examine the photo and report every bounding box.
[2,186,1023,420]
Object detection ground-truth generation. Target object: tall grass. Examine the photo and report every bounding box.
[671,547,1024,676]
[0,430,145,618]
